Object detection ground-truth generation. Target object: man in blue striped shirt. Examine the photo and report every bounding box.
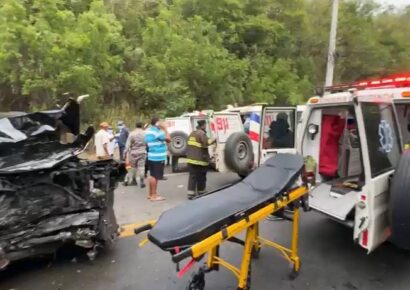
[144,117,169,201]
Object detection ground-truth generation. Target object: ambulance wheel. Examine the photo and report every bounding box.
[389,149,410,249]
[224,132,254,177]
[169,131,188,157]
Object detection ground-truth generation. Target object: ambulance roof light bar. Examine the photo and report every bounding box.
[324,73,410,93]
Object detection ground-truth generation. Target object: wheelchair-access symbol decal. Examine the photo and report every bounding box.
[378,120,394,153]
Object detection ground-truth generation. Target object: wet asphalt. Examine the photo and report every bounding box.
[1,166,410,290]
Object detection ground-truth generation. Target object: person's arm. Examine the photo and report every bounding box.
[124,135,131,155]
[103,143,110,156]
[158,123,171,143]
[200,133,209,148]
[103,134,111,156]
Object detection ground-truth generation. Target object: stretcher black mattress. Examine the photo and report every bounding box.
[148,154,304,249]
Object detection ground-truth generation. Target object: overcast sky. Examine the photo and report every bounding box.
[376,0,410,6]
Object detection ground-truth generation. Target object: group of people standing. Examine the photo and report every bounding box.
[95,117,214,201]
[95,117,169,202]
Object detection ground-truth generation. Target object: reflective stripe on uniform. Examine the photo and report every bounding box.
[187,158,208,166]
[188,140,203,148]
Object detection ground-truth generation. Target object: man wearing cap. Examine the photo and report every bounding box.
[186,120,215,199]
[95,122,113,159]
[144,117,170,201]
[116,121,129,161]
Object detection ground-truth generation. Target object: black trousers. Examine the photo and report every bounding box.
[187,164,207,192]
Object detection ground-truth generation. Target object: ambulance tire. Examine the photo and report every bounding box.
[169,131,188,157]
[224,132,254,177]
[389,149,410,249]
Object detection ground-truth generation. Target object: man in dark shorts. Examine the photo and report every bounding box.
[144,117,170,201]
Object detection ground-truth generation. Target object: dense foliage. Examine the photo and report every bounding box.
[0,0,409,123]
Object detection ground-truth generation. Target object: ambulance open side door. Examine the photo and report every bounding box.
[259,106,297,166]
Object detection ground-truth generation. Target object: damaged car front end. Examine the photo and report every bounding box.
[0,99,124,269]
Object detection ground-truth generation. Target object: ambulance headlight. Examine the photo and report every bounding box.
[307,124,319,140]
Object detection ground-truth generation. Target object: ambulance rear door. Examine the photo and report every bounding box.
[259,106,297,166]
[212,112,244,172]
[165,117,192,135]
[355,94,401,252]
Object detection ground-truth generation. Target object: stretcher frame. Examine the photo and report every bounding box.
[135,185,309,290]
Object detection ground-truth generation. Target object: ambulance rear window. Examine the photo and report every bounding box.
[361,103,401,177]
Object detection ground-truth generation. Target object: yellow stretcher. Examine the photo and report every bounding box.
[134,154,310,290]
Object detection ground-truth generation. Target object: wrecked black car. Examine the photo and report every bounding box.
[0,98,124,269]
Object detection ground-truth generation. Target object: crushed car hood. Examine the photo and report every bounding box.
[0,99,93,173]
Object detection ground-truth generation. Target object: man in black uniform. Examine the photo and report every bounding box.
[186,120,215,199]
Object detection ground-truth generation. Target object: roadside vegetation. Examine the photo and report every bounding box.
[0,0,409,124]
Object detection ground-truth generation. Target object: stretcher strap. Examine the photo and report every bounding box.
[177,259,196,278]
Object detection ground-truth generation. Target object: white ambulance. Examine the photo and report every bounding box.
[259,73,410,252]
[165,111,252,175]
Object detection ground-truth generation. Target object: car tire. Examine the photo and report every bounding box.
[169,131,188,157]
[389,149,410,249]
[224,132,254,177]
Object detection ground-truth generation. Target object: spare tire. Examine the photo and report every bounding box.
[168,131,188,157]
[224,132,254,177]
[389,149,410,249]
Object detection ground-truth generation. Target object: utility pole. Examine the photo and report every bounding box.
[325,0,339,87]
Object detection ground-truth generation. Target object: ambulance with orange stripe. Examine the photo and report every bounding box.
[284,73,410,252]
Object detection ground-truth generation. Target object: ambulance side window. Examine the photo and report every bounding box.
[262,110,295,149]
[361,103,401,177]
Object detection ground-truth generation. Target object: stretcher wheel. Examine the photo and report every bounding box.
[288,261,301,280]
[187,269,205,290]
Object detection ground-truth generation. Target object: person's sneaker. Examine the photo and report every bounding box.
[198,190,207,195]
[130,180,138,186]
[187,191,196,199]
[123,181,128,186]
[140,183,146,189]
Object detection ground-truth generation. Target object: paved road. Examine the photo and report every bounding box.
[1,170,410,290]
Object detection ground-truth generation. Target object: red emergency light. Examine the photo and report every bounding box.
[325,73,410,93]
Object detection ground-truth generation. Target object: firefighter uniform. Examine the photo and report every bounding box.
[186,124,212,197]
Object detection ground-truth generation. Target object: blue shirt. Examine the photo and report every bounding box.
[117,127,129,147]
[144,126,167,161]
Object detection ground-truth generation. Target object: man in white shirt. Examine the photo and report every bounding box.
[95,122,113,159]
